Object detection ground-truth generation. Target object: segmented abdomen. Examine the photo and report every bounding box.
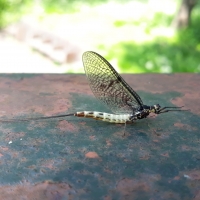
[74,111,132,123]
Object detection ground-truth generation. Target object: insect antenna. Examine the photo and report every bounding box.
[158,106,189,114]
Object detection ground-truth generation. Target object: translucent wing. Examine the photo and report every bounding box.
[82,51,143,114]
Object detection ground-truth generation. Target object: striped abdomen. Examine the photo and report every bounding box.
[74,111,132,123]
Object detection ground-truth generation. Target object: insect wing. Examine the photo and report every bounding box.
[82,51,143,114]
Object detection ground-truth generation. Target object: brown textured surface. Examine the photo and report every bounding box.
[0,73,199,200]
[0,74,198,116]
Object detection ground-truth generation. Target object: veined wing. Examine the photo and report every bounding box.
[82,51,143,114]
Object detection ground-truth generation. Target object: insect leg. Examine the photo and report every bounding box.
[123,121,127,136]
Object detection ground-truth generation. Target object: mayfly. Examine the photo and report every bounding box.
[1,51,186,124]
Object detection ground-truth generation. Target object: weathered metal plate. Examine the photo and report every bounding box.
[0,74,199,200]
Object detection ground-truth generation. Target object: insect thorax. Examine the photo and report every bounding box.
[130,104,160,121]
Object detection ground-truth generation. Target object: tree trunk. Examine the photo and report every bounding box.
[172,0,197,29]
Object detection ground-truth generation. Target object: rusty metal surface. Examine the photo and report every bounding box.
[0,73,199,200]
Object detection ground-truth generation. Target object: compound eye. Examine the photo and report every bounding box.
[155,104,161,110]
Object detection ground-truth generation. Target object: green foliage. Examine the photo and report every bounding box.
[0,0,34,28]
[0,0,10,28]
[41,0,112,13]
[113,11,174,31]
[106,14,200,73]
[113,20,127,27]
[149,12,174,28]
[106,39,200,73]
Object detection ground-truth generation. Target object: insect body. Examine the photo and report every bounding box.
[73,104,183,123]
[75,111,132,123]
[0,51,185,124]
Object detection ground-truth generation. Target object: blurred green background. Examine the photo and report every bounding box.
[0,0,200,73]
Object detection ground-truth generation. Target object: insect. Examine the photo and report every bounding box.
[0,51,186,125]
